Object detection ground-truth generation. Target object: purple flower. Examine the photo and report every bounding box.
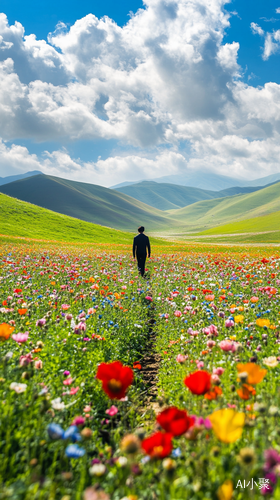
[36,318,46,327]
[264,449,280,472]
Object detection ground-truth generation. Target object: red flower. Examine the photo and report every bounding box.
[96,361,133,400]
[141,431,173,458]
[156,407,194,436]
[184,370,212,395]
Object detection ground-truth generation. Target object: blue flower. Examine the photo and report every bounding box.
[172,447,182,458]
[64,425,79,441]
[47,423,64,440]
[65,444,85,458]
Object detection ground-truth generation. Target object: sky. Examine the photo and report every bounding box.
[0,0,280,186]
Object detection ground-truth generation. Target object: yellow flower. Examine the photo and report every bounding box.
[229,335,236,341]
[208,409,245,443]
[237,363,267,385]
[234,315,244,324]
[217,479,233,500]
[256,318,270,328]
[263,356,279,368]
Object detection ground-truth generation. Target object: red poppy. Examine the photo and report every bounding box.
[96,361,133,399]
[156,407,194,436]
[141,431,173,458]
[184,370,212,395]
[133,362,142,370]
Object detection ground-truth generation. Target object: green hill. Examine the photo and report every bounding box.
[168,181,280,232]
[197,210,280,235]
[0,193,136,243]
[114,180,269,211]
[0,175,178,232]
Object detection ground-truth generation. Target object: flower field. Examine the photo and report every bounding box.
[1,241,280,499]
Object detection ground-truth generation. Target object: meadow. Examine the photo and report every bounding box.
[1,236,280,500]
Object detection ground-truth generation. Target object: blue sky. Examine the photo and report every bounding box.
[0,0,280,185]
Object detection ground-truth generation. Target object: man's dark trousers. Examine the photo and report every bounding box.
[137,254,146,277]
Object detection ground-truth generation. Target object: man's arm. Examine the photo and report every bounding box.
[133,238,136,258]
[147,237,151,258]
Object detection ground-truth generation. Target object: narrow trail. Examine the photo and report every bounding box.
[139,274,162,415]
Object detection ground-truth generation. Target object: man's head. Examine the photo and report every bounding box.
[138,226,145,233]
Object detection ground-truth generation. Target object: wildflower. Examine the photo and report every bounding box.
[51,397,66,410]
[176,354,188,363]
[65,444,85,458]
[237,383,256,400]
[184,370,212,395]
[89,463,107,476]
[156,407,194,436]
[162,458,177,471]
[263,356,279,368]
[19,353,32,366]
[63,377,73,386]
[18,308,28,315]
[217,479,233,500]
[225,319,234,328]
[219,340,236,352]
[256,318,270,328]
[174,310,182,317]
[72,416,85,426]
[237,363,267,384]
[83,487,110,500]
[0,323,14,341]
[204,386,222,400]
[234,315,244,324]
[121,434,141,454]
[105,405,118,416]
[141,431,173,459]
[213,367,225,376]
[96,361,134,400]
[208,409,245,443]
[64,426,80,441]
[12,332,29,343]
[116,456,128,467]
[10,382,27,393]
[47,423,64,440]
[133,361,142,369]
[237,447,256,466]
[81,428,93,439]
[34,360,43,369]
[264,449,280,472]
[69,386,79,395]
[36,318,46,327]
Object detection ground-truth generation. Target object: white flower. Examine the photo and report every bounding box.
[89,464,107,476]
[10,382,27,393]
[263,356,279,368]
[116,456,128,467]
[51,397,66,410]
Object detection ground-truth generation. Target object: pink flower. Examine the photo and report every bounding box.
[196,361,204,369]
[219,340,236,352]
[63,377,73,385]
[34,360,43,369]
[176,354,188,363]
[225,319,234,328]
[69,386,79,395]
[87,308,96,315]
[77,321,86,331]
[105,405,118,416]
[207,340,216,348]
[36,318,46,327]
[19,353,32,366]
[213,367,225,376]
[174,310,182,317]
[63,371,70,376]
[227,403,237,409]
[84,405,91,413]
[145,296,153,301]
[12,332,29,343]
[72,415,85,426]
[61,304,70,310]
[211,374,220,384]
[65,313,73,321]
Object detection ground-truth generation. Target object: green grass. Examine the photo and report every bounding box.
[0,193,138,244]
[197,210,280,235]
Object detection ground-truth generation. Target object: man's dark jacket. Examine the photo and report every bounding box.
[133,233,151,258]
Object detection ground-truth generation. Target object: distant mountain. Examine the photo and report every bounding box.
[114,180,275,211]
[0,170,43,186]
[111,170,280,192]
[0,174,176,232]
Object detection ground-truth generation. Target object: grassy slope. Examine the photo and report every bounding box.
[114,181,268,211]
[198,210,280,235]
[0,175,179,232]
[168,182,280,231]
[0,193,136,244]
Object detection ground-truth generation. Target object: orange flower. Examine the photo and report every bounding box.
[256,318,270,328]
[133,362,142,370]
[237,384,256,400]
[250,297,259,303]
[0,323,14,341]
[204,386,223,400]
[205,294,215,301]
[18,308,28,315]
[237,363,267,385]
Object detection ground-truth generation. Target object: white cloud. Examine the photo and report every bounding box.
[0,1,280,185]
[276,8,280,14]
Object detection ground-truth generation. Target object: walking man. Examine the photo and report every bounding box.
[133,226,151,277]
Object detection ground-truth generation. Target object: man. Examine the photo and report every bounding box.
[133,226,151,277]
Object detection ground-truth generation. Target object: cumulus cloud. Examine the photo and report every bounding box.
[0,0,280,184]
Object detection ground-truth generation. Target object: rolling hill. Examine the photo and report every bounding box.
[0,170,43,186]
[114,180,273,211]
[167,181,280,232]
[0,193,135,244]
[0,174,179,232]
[197,210,280,235]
